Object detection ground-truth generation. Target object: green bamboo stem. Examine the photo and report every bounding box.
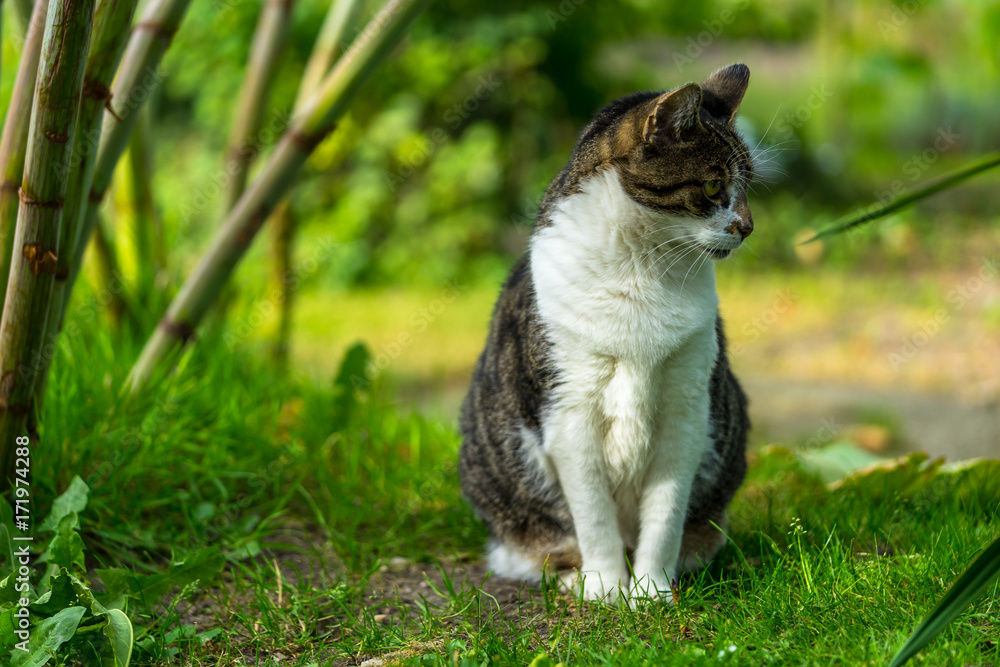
[0,0,95,469]
[128,103,162,292]
[127,0,430,391]
[60,0,192,325]
[46,0,140,321]
[90,214,127,327]
[270,200,296,365]
[222,0,297,213]
[23,0,141,428]
[267,0,361,364]
[0,0,49,311]
[294,0,363,113]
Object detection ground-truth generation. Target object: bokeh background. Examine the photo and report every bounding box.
[6,0,999,459]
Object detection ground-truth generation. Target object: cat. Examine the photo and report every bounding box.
[459,64,753,603]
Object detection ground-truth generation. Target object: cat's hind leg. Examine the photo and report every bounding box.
[678,514,728,574]
[486,537,582,584]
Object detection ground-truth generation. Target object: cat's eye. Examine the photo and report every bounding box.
[703,180,723,199]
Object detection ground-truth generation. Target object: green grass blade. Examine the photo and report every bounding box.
[889,534,1000,667]
[803,152,1000,243]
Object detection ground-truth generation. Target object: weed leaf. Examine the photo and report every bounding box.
[38,513,85,573]
[10,605,86,667]
[39,477,89,533]
[889,534,1000,667]
[804,152,1000,242]
[102,608,134,667]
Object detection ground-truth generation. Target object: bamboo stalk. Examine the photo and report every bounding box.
[60,0,193,323]
[0,0,95,467]
[294,0,363,113]
[0,0,49,311]
[222,0,297,213]
[22,0,141,429]
[127,0,430,391]
[128,103,162,293]
[268,0,361,366]
[270,200,296,365]
[47,0,140,321]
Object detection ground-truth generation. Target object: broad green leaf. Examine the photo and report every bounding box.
[796,441,885,484]
[0,570,26,610]
[10,605,86,667]
[128,547,224,608]
[39,477,89,533]
[30,568,78,616]
[38,513,85,573]
[804,152,1000,242]
[102,608,133,667]
[828,451,943,498]
[0,607,17,656]
[889,535,1000,667]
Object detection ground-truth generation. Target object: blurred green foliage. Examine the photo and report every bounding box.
[3,0,999,292]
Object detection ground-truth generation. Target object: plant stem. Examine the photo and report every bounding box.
[270,200,296,366]
[128,103,163,293]
[25,0,141,431]
[223,0,297,213]
[60,0,193,325]
[294,0,363,113]
[0,0,95,472]
[805,152,1000,242]
[268,0,361,367]
[127,0,430,391]
[0,0,49,311]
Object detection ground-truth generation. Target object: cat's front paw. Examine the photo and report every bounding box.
[629,573,675,604]
[561,567,629,603]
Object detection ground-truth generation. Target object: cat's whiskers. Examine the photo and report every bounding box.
[636,235,697,282]
[655,238,706,283]
[679,248,713,292]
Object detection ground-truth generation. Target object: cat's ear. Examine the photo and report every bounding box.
[700,63,750,124]
[642,83,703,144]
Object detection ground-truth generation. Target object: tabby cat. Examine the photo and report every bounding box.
[459,64,753,603]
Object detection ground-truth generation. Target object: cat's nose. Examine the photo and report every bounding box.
[737,216,753,239]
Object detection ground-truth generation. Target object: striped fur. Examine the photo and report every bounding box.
[460,64,753,602]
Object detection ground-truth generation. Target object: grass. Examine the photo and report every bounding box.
[15,277,998,665]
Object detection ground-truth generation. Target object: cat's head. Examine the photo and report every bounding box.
[585,64,754,259]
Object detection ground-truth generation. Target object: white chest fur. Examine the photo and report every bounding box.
[529,167,720,557]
